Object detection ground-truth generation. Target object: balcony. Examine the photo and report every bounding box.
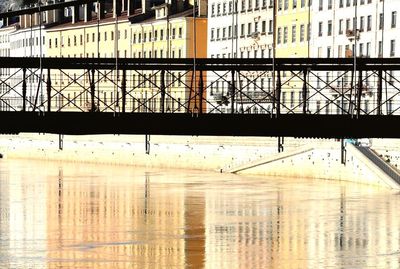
[213,93,229,106]
[346,29,360,41]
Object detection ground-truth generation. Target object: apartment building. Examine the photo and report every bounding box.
[0,23,17,111]
[43,0,207,112]
[275,0,312,113]
[46,6,131,111]
[131,0,207,113]
[207,0,275,113]
[311,0,400,115]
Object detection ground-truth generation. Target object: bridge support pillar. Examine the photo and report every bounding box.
[341,139,346,165]
[59,134,64,151]
[278,136,284,153]
[145,134,150,155]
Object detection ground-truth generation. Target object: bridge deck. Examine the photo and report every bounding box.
[1,112,399,138]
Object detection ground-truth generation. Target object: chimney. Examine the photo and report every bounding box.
[19,15,25,28]
[141,0,151,14]
[176,0,185,13]
[71,4,79,23]
[52,0,65,23]
[127,0,136,16]
[84,3,92,22]
[189,0,207,16]
[113,0,122,17]
[24,14,31,28]
[97,0,106,19]
[2,18,9,27]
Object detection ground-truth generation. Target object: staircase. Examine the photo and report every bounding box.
[354,146,400,185]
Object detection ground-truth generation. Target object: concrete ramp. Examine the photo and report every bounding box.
[226,145,314,174]
[353,145,400,186]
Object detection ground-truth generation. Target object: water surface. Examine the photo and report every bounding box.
[0,159,399,268]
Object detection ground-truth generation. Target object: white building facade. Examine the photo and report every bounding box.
[207,0,275,114]
[0,24,17,111]
[311,0,400,115]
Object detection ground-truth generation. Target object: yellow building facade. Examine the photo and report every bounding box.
[46,15,132,112]
[131,7,207,113]
[44,3,207,113]
[275,0,311,112]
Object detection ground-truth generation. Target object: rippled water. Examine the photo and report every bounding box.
[0,159,399,268]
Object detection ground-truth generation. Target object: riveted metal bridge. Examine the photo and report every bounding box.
[0,57,400,138]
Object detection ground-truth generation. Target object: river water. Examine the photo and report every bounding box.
[0,159,399,269]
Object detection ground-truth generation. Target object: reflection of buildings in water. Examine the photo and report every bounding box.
[204,184,400,269]
[0,166,10,268]
[0,162,47,268]
[46,168,188,268]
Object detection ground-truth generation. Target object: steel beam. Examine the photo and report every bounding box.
[1,112,400,138]
[160,70,165,113]
[22,68,27,112]
[230,70,235,114]
[1,57,400,71]
[302,69,307,114]
[121,69,126,113]
[276,71,281,116]
[47,69,51,112]
[198,70,204,114]
[377,70,383,115]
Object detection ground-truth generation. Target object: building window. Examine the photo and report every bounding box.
[328,20,332,36]
[367,15,372,31]
[319,0,323,10]
[390,39,396,56]
[379,13,383,30]
[300,24,305,42]
[360,16,364,32]
[277,27,282,44]
[392,11,397,28]
[318,22,323,36]
[328,0,332,9]
[292,25,296,42]
[283,27,288,43]
[339,19,343,34]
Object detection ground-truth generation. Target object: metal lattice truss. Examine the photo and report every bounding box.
[0,57,400,116]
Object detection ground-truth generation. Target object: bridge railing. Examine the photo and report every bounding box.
[0,57,400,116]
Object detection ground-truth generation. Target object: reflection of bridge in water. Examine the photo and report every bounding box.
[1,57,400,138]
